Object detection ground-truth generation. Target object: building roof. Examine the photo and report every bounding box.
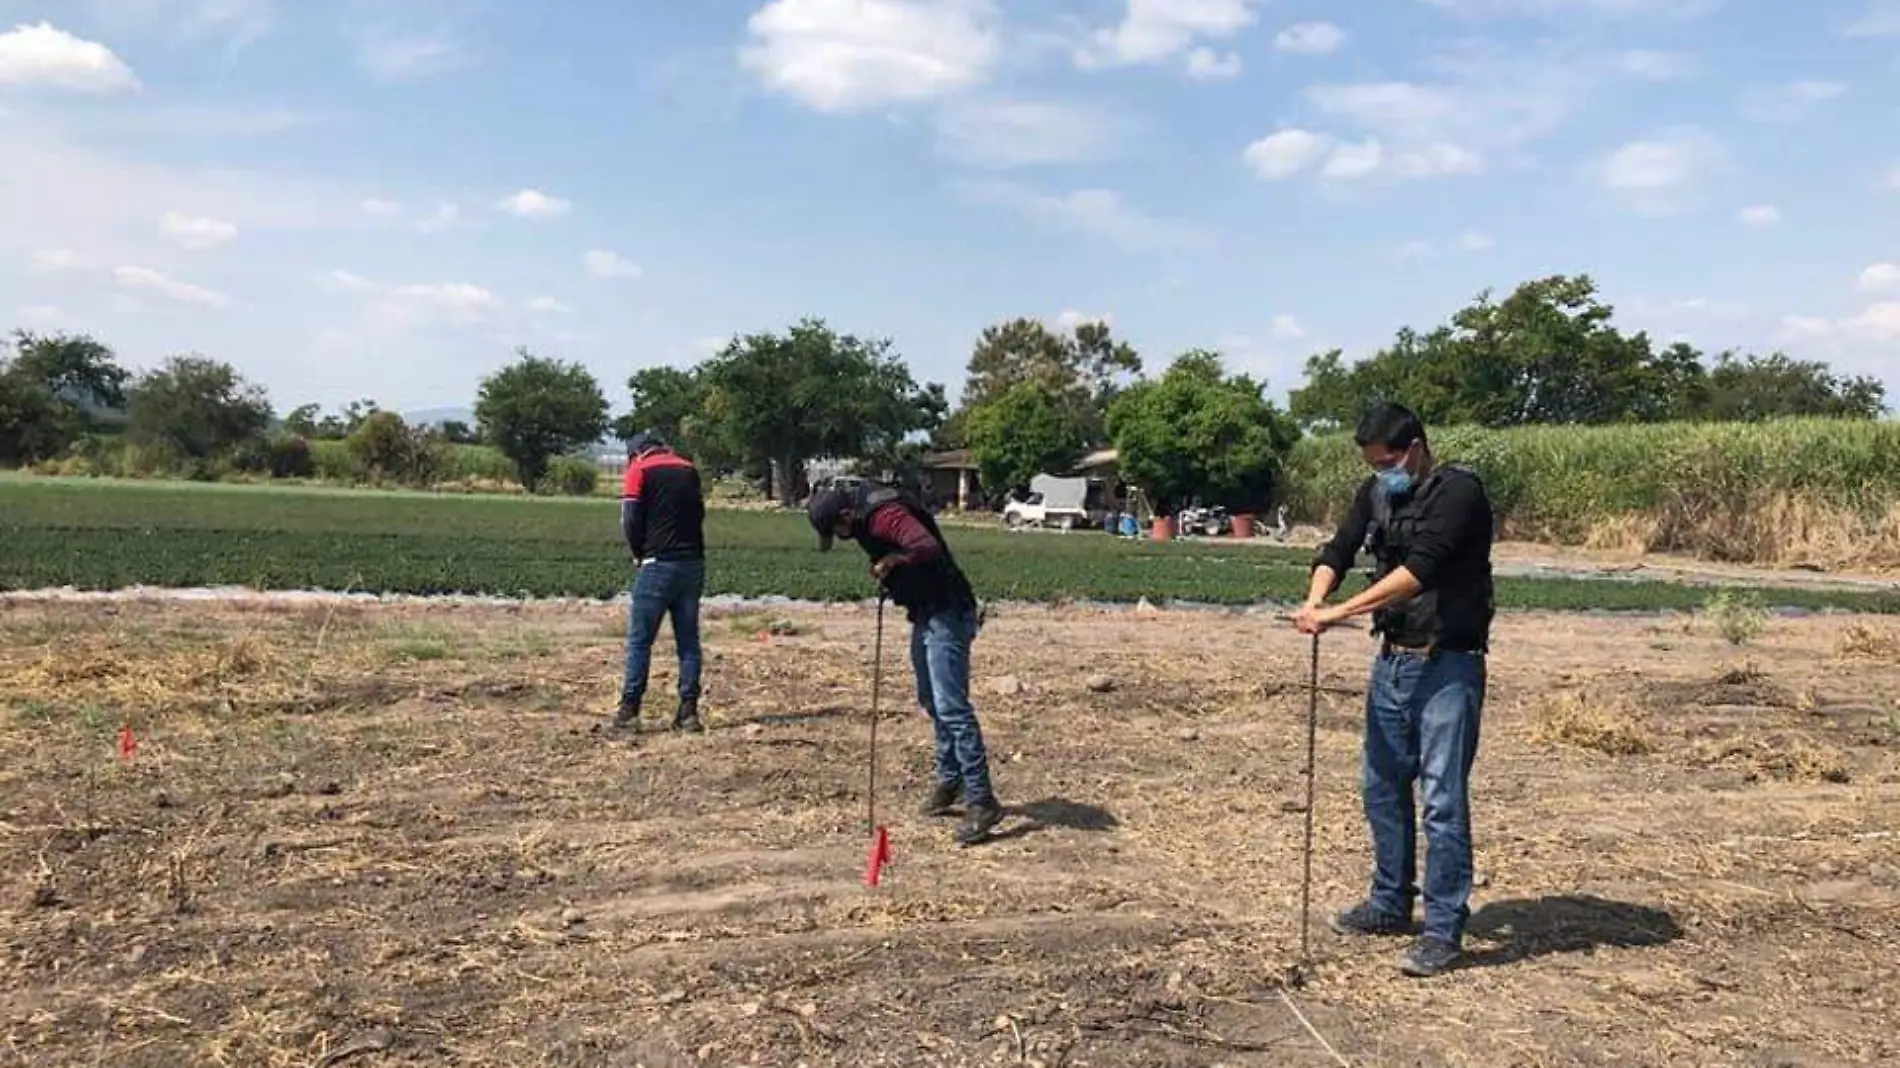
[923,448,977,470]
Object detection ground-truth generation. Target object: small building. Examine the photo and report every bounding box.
[922,449,982,511]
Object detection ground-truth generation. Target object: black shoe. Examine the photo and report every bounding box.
[608,696,640,732]
[671,699,704,733]
[955,800,1004,846]
[1328,900,1416,937]
[1398,935,1463,977]
[919,780,963,817]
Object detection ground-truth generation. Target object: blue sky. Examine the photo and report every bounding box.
[1,0,1896,418]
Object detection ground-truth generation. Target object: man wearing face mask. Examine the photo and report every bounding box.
[1292,401,1495,979]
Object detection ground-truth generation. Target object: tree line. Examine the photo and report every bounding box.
[1,273,1887,510]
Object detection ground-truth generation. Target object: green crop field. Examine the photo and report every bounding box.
[2,477,1896,613]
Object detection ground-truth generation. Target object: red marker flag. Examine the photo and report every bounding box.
[117,723,138,762]
[863,825,891,887]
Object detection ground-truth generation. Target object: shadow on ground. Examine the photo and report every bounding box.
[1464,894,1684,968]
[990,797,1121,841]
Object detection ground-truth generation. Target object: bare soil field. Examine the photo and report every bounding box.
[3,597,1898,1067]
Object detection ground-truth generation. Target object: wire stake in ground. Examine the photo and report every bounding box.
[1294,630,1320,985]
[864,593,892,887]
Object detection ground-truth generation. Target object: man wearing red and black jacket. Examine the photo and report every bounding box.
[807,481,1005,846]
[611,431,707,734]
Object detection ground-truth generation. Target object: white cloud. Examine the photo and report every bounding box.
[1419,0,1725,18]
[1844,2,1900,37]
[1243,129,1329,179]
[1597,128,1724,213]
[1738,80,1846,122]
[1274,21,1346,55]
[740,0,999,114]
[1459,230,1495,251]
[1314,137,1482,182]
[1857,263,1900,293]
[526,296,574,314]
[355,26,478,83]
[958,180,1210,253]
[1080,0,1267,68]
[323,269,373,291]
[361,198,402,219]
[935,98,1126,168]
[111,265,230,308]
[1737,204,1781,226]
[0,21,140,92]
[583,249,641,279]
[1843,302,1900,339]
[1054,309,1112,331]
[29,248,85,273]
[82,0,277,52]
[388,282,499,316]
[1271,313,1307,340]
[1321,139,1386,180]
[1888,164,1900,190]
[498,189,572,219]
[1776,314,1833,342]
[1184,48,1243,80]
[160,210,238,250]
[1616,49,1695,79]
[19,304,62,325]
[414,202,461,234]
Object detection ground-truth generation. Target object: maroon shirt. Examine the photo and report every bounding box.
[867,504,942,566]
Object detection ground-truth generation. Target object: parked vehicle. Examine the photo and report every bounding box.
[1002,474,1092,531]
[1176,504,1233,538]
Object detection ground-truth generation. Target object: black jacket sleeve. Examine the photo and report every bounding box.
[1401,471,1489,589]
[621,499,645,560]
[1311,477,1374,593]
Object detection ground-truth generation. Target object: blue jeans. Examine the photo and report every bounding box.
[1361,647,1486,945]
[621,558,705,705]
[909,606,995,807]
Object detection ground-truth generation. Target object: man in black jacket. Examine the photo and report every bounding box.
[611,431,707,734]
[807,480,1004,846]
[1292,402,1495,978]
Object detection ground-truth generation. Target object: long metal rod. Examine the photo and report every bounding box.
[868,594,885,835]
[1300,631,1320,969]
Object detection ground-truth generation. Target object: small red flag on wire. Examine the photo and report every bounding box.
[117,722,138,762]
[863,825,891,887]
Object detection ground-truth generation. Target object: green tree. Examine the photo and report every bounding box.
[1698,352,1886,420]
[1287,274,1887,429]
[1106,349,1301,516]
[612,365,736,466]
[0,331,130,465]
[697,317,944,505]
[956,316,1142,449]
[125,354,272,467]
[474,349,610,492]
[966,380,1089,498]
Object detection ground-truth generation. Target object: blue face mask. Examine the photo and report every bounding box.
[1376,465,1414,498]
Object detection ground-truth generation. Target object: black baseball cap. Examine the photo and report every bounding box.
[807,488,848,551]
[625,430,668,456]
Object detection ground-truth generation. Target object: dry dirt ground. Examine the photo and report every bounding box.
[2,597,1898,1068]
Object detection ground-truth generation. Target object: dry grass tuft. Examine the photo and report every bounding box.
[1583,495,1900,571]
[1525,690,1653,755]
[1835,621,1900,660]
[1690,735,1853,784]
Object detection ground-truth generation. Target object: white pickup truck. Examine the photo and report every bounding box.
[1002,474,1091,531]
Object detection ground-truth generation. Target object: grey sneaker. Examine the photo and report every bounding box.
[1399,935,1463,978]
[919,780,962,817]
[1328,901,1416,937]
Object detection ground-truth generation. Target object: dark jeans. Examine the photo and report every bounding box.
[621,557,704,705]
[1361,646,1486,945]
[908,605,995,807]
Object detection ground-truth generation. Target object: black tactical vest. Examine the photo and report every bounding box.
[1362,463,1494,650]
[849,483,979,622]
